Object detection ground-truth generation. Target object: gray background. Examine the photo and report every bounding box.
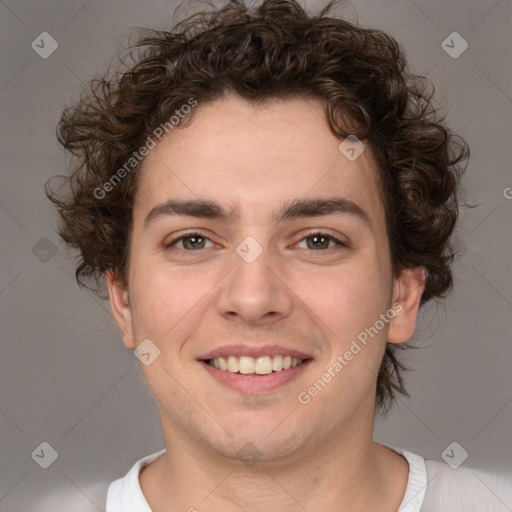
[1,0,511,510]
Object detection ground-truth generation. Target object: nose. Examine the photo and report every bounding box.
[215,237,294,326]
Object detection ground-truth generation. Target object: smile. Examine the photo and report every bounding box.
[206,355,304,375]
[200,357,312,394]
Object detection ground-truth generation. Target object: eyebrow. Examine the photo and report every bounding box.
[144,196,371,227]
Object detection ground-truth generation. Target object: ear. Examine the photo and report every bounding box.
[105,269,136,349]
[387,267,426,345]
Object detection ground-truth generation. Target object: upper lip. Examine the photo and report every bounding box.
[198,344,314,361]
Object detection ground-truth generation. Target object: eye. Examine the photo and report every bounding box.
[295,231,346,251]
[165,232,215,251]
[164,230,346,253]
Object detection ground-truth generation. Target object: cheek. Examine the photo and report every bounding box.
[301,258,391,334]
[129,257,216,342]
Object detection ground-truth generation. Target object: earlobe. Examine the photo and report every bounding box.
[387,267,426,345]
[105,269,136,349]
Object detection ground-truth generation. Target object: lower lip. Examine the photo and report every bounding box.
[200,360,313,393]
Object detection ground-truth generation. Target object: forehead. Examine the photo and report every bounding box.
[133,94,384,226]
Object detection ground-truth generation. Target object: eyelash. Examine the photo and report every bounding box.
[164,230,347,252]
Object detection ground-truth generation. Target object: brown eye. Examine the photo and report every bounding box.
[181,235,206,250]
[306,234,331,250]
[165,233,214,251]
[297,232,344,251]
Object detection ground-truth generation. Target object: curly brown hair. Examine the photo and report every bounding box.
[46,0,469,412]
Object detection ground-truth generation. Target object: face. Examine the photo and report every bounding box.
[108,93,424,462]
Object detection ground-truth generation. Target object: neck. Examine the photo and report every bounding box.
[140,407,409,512]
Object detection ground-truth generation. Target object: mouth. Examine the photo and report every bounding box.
[205,355,307,374]
[199,352,313,393]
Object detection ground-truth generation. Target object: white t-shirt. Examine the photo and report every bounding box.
[106,445,511,511]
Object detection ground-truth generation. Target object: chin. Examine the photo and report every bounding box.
[206,417,309,463]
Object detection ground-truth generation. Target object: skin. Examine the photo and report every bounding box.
[107,93,426,512]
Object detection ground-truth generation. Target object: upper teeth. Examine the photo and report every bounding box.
[208,355,303,374]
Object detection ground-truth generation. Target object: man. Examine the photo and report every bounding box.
[48,0,505,510]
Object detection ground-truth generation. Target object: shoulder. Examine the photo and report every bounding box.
[421,459,512,512]
[383,443,511,512]
[106,449,166,512]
